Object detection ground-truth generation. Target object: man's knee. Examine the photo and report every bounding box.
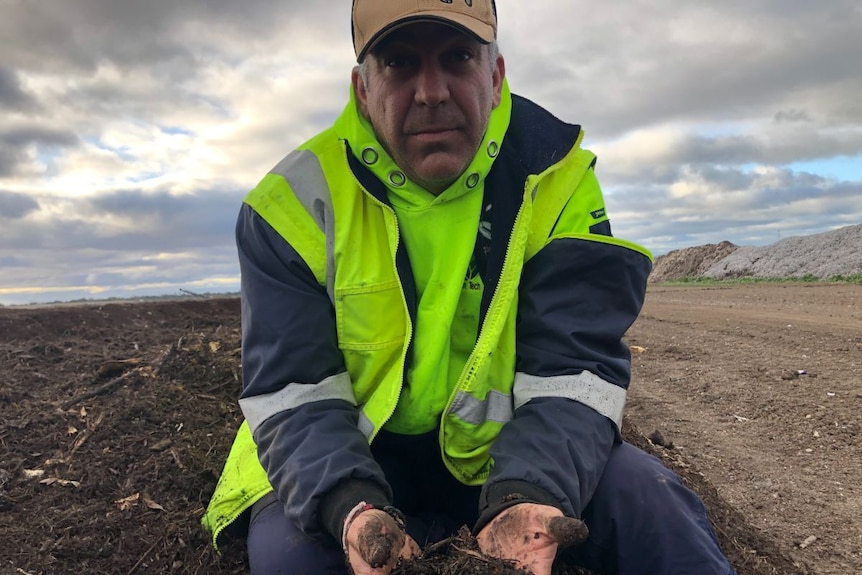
[579,442,735,574]
[247,494,347,575]
[583,441,724,548]
[595,442,696,508]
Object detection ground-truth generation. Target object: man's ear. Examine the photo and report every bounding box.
[491,54,505,108]
[351,66,370,119]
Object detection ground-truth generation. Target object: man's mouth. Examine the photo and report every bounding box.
[409,127,457,135]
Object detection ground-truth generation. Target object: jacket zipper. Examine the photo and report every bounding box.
[438,182,535,478]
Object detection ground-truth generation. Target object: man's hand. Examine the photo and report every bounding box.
[345,508,420,575]
[476,503,589,575]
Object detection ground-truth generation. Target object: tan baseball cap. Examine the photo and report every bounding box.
[352,0,498,62]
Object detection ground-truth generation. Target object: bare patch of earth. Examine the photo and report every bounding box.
[627,283,861,575]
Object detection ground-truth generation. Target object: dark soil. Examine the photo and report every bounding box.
[0,294,818,574]
[393,527,532,575]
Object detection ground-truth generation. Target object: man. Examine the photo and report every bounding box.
[203,1,737,574]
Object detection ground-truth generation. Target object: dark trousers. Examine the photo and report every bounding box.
[247,441,736,575]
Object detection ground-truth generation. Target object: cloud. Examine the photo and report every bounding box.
[774,110,812,124]
[0,0,860,303]
[0,123,80,177]
[0,67,36,111]
[606,165,862,254]
[83,187,243,249]
[0,190,40,218]
[0,185,244,305]
[594,124,862,188]
[0,1,351,73]
[504,1,862,137]
[1,185,242,249]
[0,125,78,150]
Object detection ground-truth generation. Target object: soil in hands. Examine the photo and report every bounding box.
[393,526,593,575]
[393,526,529,575]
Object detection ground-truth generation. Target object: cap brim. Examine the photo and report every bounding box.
[357,13,495,62]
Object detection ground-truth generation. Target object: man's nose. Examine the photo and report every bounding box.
[414,64,449,107]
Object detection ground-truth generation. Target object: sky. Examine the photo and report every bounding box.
[1,1,861,305]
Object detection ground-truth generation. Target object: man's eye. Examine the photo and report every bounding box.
[448,49,473,62]
[385,56,412,68]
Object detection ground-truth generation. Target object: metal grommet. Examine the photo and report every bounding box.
[361,147,379,165]
[465,172,480,189]
[389,171,406,186]
[487,141,499,158]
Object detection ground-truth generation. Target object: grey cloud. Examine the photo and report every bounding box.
[0,67,36,111]
[1,2,202,72]
[0,0,354,161]
[84,188,242,247]
[607,166,862,254]
[618,170,834,205]
[680,130,862,167]
[601,126,862,189]
[0,191,40,219]
[90,256,236,284]
[509,1,862,139]
[596,162,682,187]
[0,124,79,177]
[678,134,798,166]
[613,166,849,212]
[0,149,16,178]
[0,185,244,304]
[54,248,239,287]
[0,186,243,252]
[55,71,236,131]
[1,1,351,73]
[0,255,28,267]
[642,217,775,241]
[0,125,79,148]
[689,166,759,192]
[774,110,812,124]
[0,242,240,306]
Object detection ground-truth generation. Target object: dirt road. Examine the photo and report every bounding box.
[626,284,861,575]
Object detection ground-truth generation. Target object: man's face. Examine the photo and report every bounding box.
[352,22,505,195]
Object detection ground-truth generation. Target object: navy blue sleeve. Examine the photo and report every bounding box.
[237,204,343,392]
[477,398,615,529]
[517,238,649,387]
[236,204,392,540]
[477,236,651,528]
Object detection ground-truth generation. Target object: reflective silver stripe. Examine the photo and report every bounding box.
[514,371,627,429]
[357,410,375,439]
[270,150,330,230]
[270,149,337,304]
[448,390,513,426]
[239,372,355,433]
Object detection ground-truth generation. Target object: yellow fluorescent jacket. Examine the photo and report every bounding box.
[202,82,652,547]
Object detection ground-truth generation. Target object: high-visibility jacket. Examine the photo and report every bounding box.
[202,82,652,548]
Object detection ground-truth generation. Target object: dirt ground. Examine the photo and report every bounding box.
[0,283,858,575]
[626,283,861,575]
